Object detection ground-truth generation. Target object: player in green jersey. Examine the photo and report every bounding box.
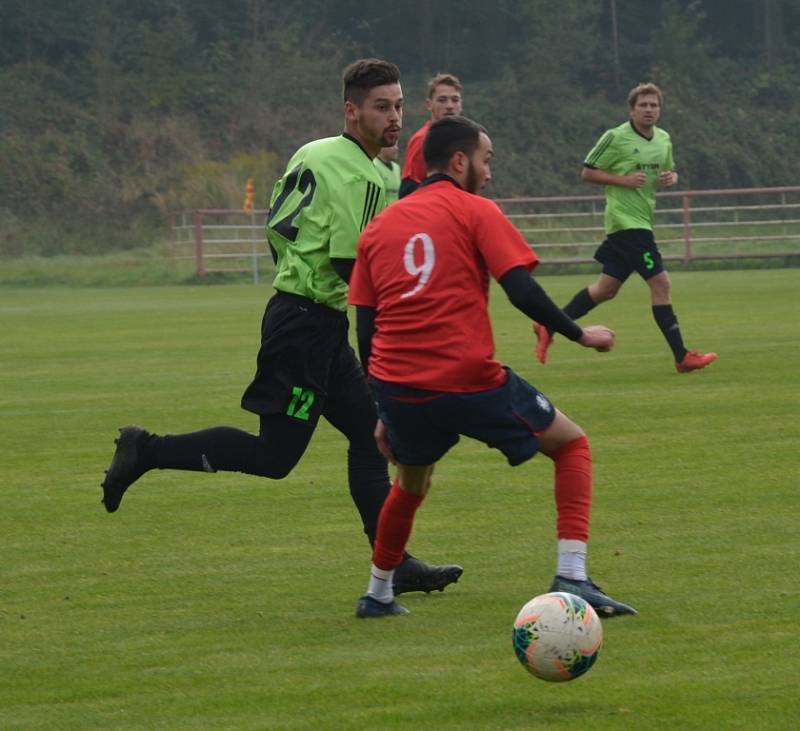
[374,143,401,204]
[100,58,463,597]
[534,82,717,374]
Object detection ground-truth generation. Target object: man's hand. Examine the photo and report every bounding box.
[374,419,396,465]
[578,325,615,352]
[659,170,678,188]
[624,172,648,188]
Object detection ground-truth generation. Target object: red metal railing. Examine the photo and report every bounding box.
[494,185,800,265]
[172,186,800,277]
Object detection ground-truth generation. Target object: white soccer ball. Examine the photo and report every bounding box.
[512,591,603,682]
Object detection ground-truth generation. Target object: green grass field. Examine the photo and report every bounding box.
[1,270,798,730]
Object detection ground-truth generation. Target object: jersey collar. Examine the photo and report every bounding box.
[342,132,375,160]
[420,173,463,190]
[629,120,655,141]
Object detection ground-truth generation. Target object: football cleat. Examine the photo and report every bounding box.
[355,595,410,618]
[393,556,463,595]
[101,426,151,513]
[533,322,554,365]
[549,575,637,617]
[676,350,718,373]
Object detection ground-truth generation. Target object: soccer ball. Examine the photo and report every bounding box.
[512,591,602,682]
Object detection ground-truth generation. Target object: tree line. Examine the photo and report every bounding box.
[1,0,798,255]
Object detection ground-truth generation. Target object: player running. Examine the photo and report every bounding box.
[349,116,636,618]
[534,82,717,373]
[101,58,462,597]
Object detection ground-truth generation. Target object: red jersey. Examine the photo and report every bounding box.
[400,121,431,183]
[349,178,539,392]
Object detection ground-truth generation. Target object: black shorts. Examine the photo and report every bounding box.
[240,291,366,426]
[371,368,557,466]
[594,228,664,282]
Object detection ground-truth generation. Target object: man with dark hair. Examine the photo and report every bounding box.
[100,58,462,597]
[349,116,636,618]
[534,82,717,373]
[399,72,463,198]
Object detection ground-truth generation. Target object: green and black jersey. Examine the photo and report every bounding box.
[584,120,674,234]
[373,157,400,204]
[267,134,386,311]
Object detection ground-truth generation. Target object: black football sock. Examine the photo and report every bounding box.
[148,415,312,479]
[347,442,391,545]
[322,380,393,547]
[652,304,688,361]
[150,427,263,473]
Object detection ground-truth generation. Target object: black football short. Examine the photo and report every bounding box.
[370,368,557,466]
[240,291,366,425]
[594,228,664,282]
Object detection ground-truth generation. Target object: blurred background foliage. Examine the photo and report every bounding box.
[1,0,798,255]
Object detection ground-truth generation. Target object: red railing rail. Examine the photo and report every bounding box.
[171,186,800,277]
[494,185,800,265]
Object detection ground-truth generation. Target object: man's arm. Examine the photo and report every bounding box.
[499,267,615,352]
[399,130,426,198]
[355,304,376,369]
[582,165,647,189]
[330,257,355,284]
[498,267,583,341]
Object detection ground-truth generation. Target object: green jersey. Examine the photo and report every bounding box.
[584,120,674,234]
[373,157,400,204]
[267,134,386,311]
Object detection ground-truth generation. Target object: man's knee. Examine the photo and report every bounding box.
[647,272,672,301]
[254,414,314,479]
[590,277,621,302]
[251,440,303,478]
[256,453,297,479]
[324,395,379,448]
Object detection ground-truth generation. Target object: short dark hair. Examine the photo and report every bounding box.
[342,58,401,104]
[423,116,486,171]
[427,73,462,98]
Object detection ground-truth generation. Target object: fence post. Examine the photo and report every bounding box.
[251,211,259,285]
[194,210,206,276]
[682,195,693,264]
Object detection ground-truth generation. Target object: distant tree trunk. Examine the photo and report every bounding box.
[248,0,261,87]
[761,0,784,70]
[91,6,117,122]
[610,0,621,92]
[418,1,435,72]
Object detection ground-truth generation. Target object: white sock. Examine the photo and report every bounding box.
[366,563,395,603]
[557,539,587,581]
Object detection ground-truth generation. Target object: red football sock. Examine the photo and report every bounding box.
[552,436,592,542]
[373,480,425,571]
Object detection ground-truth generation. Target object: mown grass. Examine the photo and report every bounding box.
[0,246,225,287]
[1,270,798,730]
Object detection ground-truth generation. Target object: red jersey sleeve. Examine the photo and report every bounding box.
[473,199,539,280]
[347,237,377,307]
[401,123,430,183]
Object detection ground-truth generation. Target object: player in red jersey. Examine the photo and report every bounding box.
[398,73,463,198]
[349,116,637,618]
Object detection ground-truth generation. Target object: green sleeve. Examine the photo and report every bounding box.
[584,130,617,170]
[267,155,328,251]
